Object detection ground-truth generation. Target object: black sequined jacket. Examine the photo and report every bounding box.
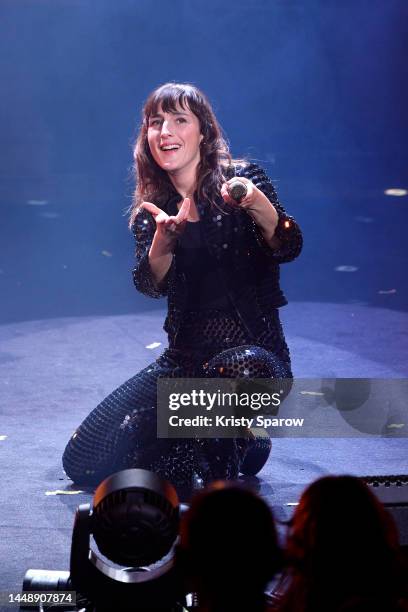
[131,163,303,344]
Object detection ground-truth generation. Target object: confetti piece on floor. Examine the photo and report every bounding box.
[27,199,48,206]
[0,435,8,441]
[300,391,325,396]
[101,250,112,257]
[39,212,59,219]
[386,423,405,429]
[384,189,407,197]
[146,342,162,349]
[285,502,299,506]
[45,490,84,496]
[335,265,358,272]
[378,289,397,295]
[355,216,373,223]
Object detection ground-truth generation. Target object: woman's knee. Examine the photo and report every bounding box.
[203,345,291,379]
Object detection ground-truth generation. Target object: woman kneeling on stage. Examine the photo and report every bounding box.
[62,82,303,494]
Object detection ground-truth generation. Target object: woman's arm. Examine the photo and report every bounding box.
[242,195,281,250]
[131,206,171,298]
[148,243,174,288]
[225,163,303,263]
[131,199,190,297]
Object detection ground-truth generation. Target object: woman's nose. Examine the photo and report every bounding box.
[161,120,173,136]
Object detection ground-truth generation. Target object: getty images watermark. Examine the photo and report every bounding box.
[166,387,304,430]
[157,378,297,437]
[157,378,408,438]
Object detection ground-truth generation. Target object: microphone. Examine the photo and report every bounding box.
[228,180,247,203]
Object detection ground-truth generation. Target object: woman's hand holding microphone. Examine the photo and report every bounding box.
[221,178,281,249]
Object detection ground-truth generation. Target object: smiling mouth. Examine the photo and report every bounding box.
[160,144,181,151]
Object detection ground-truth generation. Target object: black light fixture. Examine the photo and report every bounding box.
[22,469,188,611]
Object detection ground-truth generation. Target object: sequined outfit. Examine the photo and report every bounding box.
[62,163,302,491]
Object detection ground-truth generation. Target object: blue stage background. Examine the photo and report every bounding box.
[1,0,407,322]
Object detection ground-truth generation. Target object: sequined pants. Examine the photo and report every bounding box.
[62,310,292,490]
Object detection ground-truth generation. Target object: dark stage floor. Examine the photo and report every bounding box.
[1,302,407,596]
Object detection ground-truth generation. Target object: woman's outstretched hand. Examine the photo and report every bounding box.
[141,197,190,290]
[142,198,191,256]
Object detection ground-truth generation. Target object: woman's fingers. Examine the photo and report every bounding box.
[164,214,188,238]
[164,217,176,229]
[143,198,190,223]
[142,198,188,239]
[155,211,168,225]
[141,201,166,218]
[221,182,236,205]
[164,217,182,231]
[176,197,191,223]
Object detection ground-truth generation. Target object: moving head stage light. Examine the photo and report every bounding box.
[22,469,187,611]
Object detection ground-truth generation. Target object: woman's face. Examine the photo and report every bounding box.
[147,101,203,176]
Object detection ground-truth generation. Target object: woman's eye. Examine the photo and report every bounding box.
[149,119,161,127]
[176,117,187,123]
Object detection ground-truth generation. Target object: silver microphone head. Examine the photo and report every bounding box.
[228,180,248,203]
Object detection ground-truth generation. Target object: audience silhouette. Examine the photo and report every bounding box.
[176,481,282,612]
[274,475,408,612]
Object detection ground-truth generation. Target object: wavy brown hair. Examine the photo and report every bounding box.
[128,82,237,228]
[279,475,408,612]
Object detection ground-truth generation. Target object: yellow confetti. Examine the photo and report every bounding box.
[45,490,84,496]
[101,250,112,257]
[0,435,8,441]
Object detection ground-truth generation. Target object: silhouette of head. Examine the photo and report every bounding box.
[176,481,281,608]
[285,475,405,609]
